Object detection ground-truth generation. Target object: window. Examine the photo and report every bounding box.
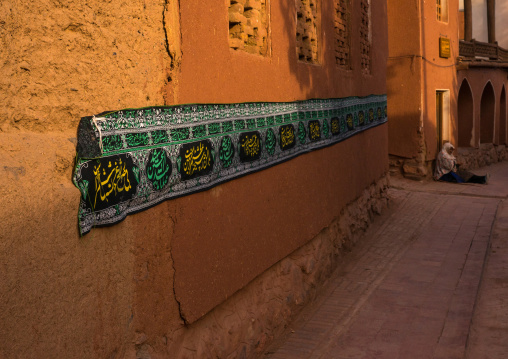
[229,0,269,56]
[436,0,448,22]
[296,0,320,64]
[360,0,371,73]
[335,0,351,69]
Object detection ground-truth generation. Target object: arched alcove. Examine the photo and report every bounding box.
[480,82,495,144]
[458,79,474,147]
[500,86,506,145]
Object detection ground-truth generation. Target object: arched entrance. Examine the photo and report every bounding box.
[500,86,506,144]
[480,82,495,144]
[458,79,474,147]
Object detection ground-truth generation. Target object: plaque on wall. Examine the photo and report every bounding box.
[439,37,451,58]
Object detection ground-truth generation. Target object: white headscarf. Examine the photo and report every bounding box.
[434,142,456,180]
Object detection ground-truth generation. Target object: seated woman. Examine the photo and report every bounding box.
[434,143,488,184]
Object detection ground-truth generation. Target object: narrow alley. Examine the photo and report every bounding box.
[264,161,508,359]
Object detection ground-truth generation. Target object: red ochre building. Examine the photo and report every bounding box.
[388,0,508,178]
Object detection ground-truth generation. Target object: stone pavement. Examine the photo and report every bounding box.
[263,161,508,359]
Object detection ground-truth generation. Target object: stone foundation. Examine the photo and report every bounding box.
[391,144,507,181]
[389,130,429,180]
[389,154,431,180]
[160,174,390,358]
[456,144,507,170]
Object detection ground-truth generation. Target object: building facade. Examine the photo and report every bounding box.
[388,0,508,178]
[0,1,389,357]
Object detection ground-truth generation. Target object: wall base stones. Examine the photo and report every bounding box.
[456,144,507,170]
[164,174,390,358]
[389,153,430,180]
[389,131,429,180]
[391,144,507,181]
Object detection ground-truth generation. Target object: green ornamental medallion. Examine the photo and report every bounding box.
[265,128,276,156]
[323,119,329,138]
[219,136,234,168]
[298,122,306,144]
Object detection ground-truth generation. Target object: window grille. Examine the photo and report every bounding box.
[335,0,351,68]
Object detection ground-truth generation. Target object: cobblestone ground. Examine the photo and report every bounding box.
[263,161,508,359]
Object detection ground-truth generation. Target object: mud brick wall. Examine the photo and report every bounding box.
[334,0,351,68]
[296,0,320,63]
[228,0,269,55]
[1,0,389,357]
[360,0,371,73]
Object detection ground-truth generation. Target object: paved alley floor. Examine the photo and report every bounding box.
[263,161,508,359]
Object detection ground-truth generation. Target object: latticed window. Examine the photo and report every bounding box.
[228,0,269,56]
[335,0,351,69]
[360,0,371,73]
[296,0,320,64]
[436,0,448,22]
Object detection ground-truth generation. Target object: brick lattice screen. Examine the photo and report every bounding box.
[359,0,371,73]
[334,0,351,68]
[229,0,269,56]
[296,0,319,63]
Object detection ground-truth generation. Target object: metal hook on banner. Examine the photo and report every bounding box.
[92,116,107,155]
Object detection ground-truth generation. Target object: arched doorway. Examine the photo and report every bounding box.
[480,82,495,144]
[458,79,474,147]
[500,86,506,145]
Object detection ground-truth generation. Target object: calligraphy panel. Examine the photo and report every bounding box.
[308,120,321,141]
[178,140,214,181]
[77,154,139,212]
[331,117,340,136]
[239,132,261,162]
[279,124,296,151]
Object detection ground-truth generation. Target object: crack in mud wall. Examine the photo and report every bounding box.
[162,0,182,105]
[163,175,390,358]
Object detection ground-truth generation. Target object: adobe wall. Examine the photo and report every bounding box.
[0,0,388,357]
[420,0,460,161]
[387,0,423,160]
[387,0,460,178]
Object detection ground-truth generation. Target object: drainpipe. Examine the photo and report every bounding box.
[464,0,472,41]
[487,0,496,43]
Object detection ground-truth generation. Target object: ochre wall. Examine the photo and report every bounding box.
[0,0,388,357]
[421,0,459,160]
[387,0,460,161]
[387,0,423,158]
[1,2,177,357]
[172,0,389,323]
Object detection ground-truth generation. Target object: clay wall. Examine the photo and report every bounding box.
[421,0,460,160]
[0,0,388,357]
[387,0,459,176]
[387,0,424,159]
